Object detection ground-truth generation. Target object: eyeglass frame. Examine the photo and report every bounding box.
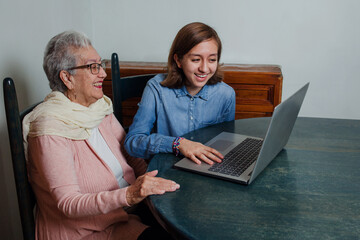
[67,60,106,75]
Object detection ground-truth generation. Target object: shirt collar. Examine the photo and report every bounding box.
[174,84,209,100]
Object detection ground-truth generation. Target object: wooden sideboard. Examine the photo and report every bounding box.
[103,61,283,124]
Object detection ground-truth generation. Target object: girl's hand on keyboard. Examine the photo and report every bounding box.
[178,138,223,165]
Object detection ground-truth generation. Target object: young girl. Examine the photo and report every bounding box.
[125,22,236,165]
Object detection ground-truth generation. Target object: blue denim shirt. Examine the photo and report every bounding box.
[124,74,236,159]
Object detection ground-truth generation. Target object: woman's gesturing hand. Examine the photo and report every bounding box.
[126,170,180,206]
[177,138,223,165]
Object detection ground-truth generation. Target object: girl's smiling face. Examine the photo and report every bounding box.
[175,38,218,96]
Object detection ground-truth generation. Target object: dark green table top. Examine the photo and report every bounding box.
[147,117,360,240]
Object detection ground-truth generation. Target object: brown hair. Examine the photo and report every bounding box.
[161,22,223,88]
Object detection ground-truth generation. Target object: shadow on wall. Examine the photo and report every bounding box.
[4,57,32,111]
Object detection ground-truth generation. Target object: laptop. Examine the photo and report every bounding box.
[174,82,309,185]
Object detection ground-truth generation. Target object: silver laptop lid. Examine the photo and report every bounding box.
[249,82,309,184]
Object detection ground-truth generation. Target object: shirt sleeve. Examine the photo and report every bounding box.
[223,86,236,122]
[28,135,130,218]
[124,80,175,159]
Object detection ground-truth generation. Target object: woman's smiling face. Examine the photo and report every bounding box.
[67,46,107,107]
[175,38,218,96]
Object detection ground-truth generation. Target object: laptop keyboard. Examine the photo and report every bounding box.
[208,138,263,177]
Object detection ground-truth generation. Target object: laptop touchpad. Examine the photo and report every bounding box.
[209,140,234,152]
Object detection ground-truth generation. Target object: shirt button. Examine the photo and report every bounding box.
[190,116,193,120]
[191,98,194,101]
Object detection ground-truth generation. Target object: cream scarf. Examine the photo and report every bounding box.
[23,91,113,153]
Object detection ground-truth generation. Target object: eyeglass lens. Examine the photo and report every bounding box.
[90,62,106,74]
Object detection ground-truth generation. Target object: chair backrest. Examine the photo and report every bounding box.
[111,53,156,128]
[3,78,38,240]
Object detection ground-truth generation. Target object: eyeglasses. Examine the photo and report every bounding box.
[68,61,106,75]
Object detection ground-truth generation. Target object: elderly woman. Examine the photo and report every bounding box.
[23,31,179,240]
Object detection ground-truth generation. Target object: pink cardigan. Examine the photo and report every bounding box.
[27,114,148,240]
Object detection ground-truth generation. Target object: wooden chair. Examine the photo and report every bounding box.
[111,53,156,129]
[3,77,38,240]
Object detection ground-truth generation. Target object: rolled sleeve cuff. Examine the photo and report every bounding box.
[123,187,131,207]
[157,136,177,154]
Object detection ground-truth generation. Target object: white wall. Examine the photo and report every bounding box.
[92,0,360,120]
[0,0,92,239]
[0,0,359,239]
